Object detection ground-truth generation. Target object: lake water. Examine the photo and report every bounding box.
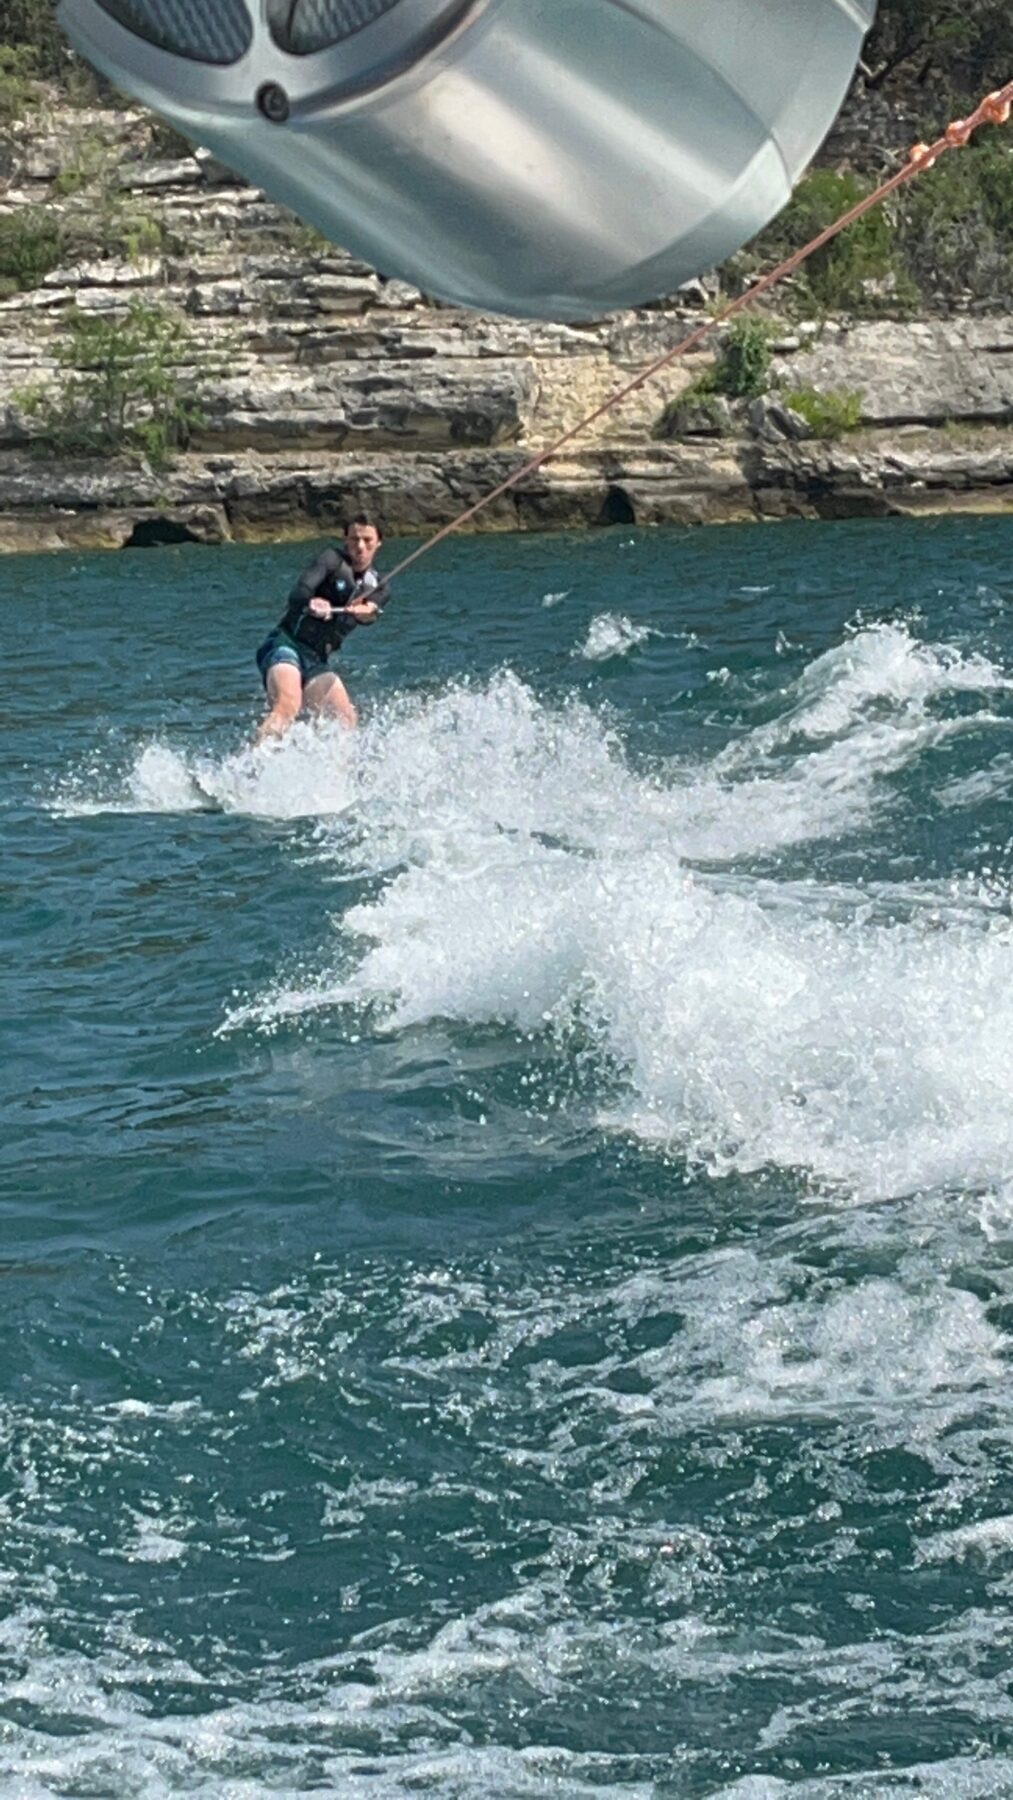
[3,516,1013,1796]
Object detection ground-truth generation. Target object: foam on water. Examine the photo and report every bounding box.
[4,1188,1007,1794]
[916,1515,1013,1566]
[1,1160,1011,1796]
[53,721,357,819]
[717,1768,1013,1797]
[221,624,1013,1203]
[718,620,1011,760]
[576,612,656,660]
[937,750,1013,811]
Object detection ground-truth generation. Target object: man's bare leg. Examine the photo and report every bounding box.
[304,671,357,728]
[256,663,303,742]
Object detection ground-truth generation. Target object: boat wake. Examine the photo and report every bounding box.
[208,620,1013,1205]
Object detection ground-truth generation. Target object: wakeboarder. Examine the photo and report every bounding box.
[255,513,388,739]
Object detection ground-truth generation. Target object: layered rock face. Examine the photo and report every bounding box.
[0,105,1010,552]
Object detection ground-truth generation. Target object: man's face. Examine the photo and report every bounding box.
[345,523,381,571]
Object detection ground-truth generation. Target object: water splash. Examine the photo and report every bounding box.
[576,612,656,661]
[211,625,1013,1202]
[53,721,357,820]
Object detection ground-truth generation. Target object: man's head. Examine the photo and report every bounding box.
[344,513,383,573]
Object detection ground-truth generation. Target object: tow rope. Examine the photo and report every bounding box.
[381,81,1013,589]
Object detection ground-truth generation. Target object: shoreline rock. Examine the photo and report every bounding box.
[1,423,1010,554]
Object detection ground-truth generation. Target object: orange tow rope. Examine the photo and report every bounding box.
[383,80,1013,588]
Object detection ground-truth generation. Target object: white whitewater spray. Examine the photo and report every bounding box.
[219,623,1013,1204]
[576,613,657,661]
[53,720,358,820]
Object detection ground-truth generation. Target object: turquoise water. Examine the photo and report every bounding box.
[3,516,1013,1797]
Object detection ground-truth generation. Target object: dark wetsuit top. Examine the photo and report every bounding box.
[277,547,387,661]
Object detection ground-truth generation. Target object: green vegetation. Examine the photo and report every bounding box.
[709,317,774,399]
[655,318,775,437]
[658,348,864,443]
[0,184,176,299]
[0,0,105,112]
[0,206,63,297]
[0,1,71,80]
[0,43,38,125]
[16,300,208,469]
[783,385,864,438]
[118,211,168,262]
[67,129,183,261]
[893,134,1012,306]
[751,170,918,315]
[0,114,183,287]
[735,136,1011,316]
[62,183,176,265]
[51,128,116,197]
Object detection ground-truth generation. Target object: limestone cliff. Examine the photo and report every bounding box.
[0,101,1010,552]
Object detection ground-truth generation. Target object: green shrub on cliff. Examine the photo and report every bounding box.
[718,0,1013,316]
[0,44,38,125]
[0,1,72,81]
[0,1,109,104]
[690,316,773,398]
[893,136,1012,306]
[783,385,864,438]
[26,118,183,271]
[751,170,918,316]
[0,206,63,297]
[710,317,774,399]
[655,317,774,436]
[735,139,1010,316]
[16,299,207,468]
[63,187,176,266]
